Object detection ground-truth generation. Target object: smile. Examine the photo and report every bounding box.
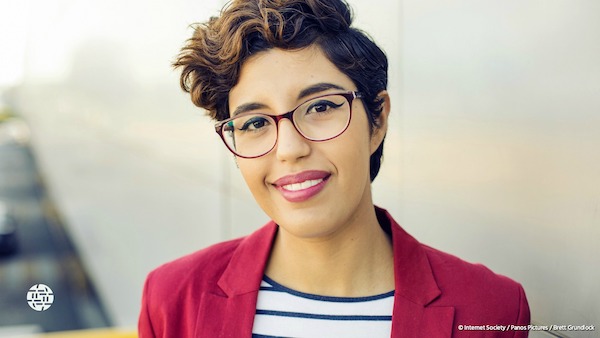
[272,170,331,203]
[281,178,324,192]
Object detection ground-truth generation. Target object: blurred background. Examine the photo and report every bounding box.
[0,0,598,337]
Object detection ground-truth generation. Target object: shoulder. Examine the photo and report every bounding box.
[146,237,243,293]
[423,244,529,323]
[138,237,245,338]
[423,244,523,301]
[141,220,277,306]
[141,236,245,322]
[139,222,277,337]
[380,205,529,326]
[159,237,244,276]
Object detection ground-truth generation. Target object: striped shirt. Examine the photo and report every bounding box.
[252,276,394,338]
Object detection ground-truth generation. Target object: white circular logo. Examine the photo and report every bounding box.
[27,284,54,311]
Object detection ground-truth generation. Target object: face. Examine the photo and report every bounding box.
[228,46,388,240]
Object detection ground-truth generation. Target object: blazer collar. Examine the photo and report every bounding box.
[211,208,454,337]
[377,207,442,305]
[218,208,443,301]
[217,222,278,296]
[377,207,454,337]
[196,223,277,338]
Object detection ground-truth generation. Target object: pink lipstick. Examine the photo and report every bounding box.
[272,170,330,203]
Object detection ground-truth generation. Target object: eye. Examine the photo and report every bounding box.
[239,115,271,131]
[306,100,344,115]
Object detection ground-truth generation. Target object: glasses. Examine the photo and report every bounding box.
[215,91,363,158]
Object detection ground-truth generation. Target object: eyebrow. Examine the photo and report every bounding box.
[297,82,347,100]
[231,102,268,117]
[231,82,348,117]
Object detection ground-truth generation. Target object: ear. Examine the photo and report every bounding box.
[370,90,391,155]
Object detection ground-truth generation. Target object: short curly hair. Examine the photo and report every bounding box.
[174,0,388,181]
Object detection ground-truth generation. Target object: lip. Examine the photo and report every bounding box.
[272,170,331,203]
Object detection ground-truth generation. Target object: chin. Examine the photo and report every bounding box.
[275,208,341,236]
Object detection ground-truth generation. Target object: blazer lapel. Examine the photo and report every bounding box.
[195,291,261,338]
[392,298,454,337]
[195,223,278,338]
[380,208,455,338]
[195,210,455,337]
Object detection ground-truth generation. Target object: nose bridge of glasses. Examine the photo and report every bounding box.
[276,112,303,139]
[272,108,303,137]
[272,109,296,124]
[273,114,312,161]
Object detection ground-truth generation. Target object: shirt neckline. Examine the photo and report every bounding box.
[261,275,395,303]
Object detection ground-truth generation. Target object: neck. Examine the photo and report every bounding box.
[265,204,394,297]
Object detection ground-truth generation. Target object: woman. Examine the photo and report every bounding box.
[139,0,530,337]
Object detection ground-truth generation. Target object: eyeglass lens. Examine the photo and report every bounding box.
[221,94,351,158]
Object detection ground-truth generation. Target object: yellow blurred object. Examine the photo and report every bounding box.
[41,328,137,338]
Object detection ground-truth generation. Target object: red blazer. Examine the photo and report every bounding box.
[139,207,530,337]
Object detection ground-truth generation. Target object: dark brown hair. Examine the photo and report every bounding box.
[174,0,389,181]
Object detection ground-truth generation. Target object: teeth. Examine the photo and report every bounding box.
[282,179,323,191]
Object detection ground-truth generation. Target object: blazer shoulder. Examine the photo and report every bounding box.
[147,237,244,292]
[423,244,530,323]
[140,222,277,337]
[139,237,247,338]
[424,244,519,287]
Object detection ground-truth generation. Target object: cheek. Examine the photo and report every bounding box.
[237,158,274,209]
[238,160,266,193]
[330,117,373,181]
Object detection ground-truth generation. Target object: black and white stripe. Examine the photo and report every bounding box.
[252,276,394,338]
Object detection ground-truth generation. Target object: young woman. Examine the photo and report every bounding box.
[139,1,530,337]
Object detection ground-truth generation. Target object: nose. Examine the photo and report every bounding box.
[275,118,311,162]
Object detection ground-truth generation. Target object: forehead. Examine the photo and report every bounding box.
[229,46,355,110]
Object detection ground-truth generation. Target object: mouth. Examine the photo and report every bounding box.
[281,178,325,192]
[272,170,331,202]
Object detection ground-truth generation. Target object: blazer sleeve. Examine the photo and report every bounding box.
[138,273,156,338]
[513,284,531,338]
